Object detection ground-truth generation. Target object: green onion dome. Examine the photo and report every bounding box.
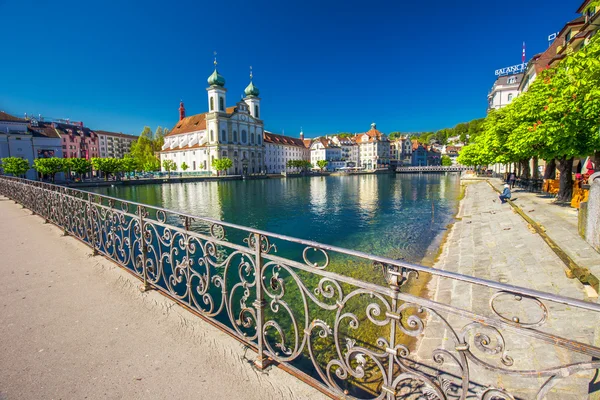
[207,68,225,87]
[244,81,260,97]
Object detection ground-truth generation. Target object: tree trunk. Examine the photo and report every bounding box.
[543,159,556,180]
[532,157,539,179]
[556,157,574,203]
[520,160,531,179]
[594,151,600,173]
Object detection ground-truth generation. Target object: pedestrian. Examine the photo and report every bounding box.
[499,184,511,204]
[509,172,516,188]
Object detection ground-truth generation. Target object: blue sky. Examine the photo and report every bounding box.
[0,0,582,137]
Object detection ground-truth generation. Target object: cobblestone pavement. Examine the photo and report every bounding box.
[490,178,600,282]
[416,181,600,400]
[0,199,325,400]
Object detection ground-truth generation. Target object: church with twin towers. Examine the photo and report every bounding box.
[159,58,268,175]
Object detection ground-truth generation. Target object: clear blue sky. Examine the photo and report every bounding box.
[0,0,582,137]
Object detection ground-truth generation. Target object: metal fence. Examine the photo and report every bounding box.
[1,175,599,399]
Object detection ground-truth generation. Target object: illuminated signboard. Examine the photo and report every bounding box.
[494,63,526,76]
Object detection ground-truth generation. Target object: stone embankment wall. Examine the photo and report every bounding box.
[581,172,600,252]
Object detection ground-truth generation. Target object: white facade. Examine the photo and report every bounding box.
[309,138,342,171]
[355,124,390,170]
[264,131,309,173]
[487,73,523,112]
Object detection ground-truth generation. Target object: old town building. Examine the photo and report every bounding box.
[264,131,309,173]
[354,123,390,169]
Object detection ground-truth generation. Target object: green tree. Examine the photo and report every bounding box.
[317,160,328,171]
[69,158,92,181]
[441,155,452,166]
[33,157,64,182]
[2,157,30,177]
[143,158,161,172]
[181,162,189,172]
[389,132,403,140]
[162,159,177,178]
[211,158,233,176]
[91,158,121,181]
[130,126,159,171]
[337,133,354,139]
[120,156,137,178]
[154,126,165,152]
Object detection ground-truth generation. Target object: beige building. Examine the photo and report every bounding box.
[96,131,138,158]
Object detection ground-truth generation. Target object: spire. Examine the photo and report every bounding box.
[244,65,260,97]
[207,51,226,87]
[179,100,186,121]
[300,127,304,141]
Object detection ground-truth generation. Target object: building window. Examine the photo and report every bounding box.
[508,94,513,102]
[221,130,227,142]
[254,105,259,118]
[210,130,214,142]
[222,151,227,157]
[193,161,196,170]
[566,30,572,42]
[219,97,224,111]
[242,130,247,143]
[251,132,255,144]
[210,97,214,111]
[233,131,238,142]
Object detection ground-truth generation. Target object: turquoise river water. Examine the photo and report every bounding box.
[89,173,461,265]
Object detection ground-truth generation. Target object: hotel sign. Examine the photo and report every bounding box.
[494,63,526,76]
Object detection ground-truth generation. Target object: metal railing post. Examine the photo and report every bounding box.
[252,232,270,369]
[87,194,98,256]
[138,206,151,292]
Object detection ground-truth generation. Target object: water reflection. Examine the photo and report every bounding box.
[90,173,461,264]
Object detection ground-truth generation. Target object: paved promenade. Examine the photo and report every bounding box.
[0,198,325,400]
[418,181,600,399]
[489,178,600,284]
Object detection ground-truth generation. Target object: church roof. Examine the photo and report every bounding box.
[166,113,208,137]
[264,131,308,148]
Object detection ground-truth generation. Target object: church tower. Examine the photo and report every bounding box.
[207,56,227,113]
[179,101,186,120]
[243,67,261,119]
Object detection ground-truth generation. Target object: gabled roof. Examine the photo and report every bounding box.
[0,111,27,123]
[28,123,60,138]
[166,113,208,137]
[264,131,308,148]
[557,16,586,38]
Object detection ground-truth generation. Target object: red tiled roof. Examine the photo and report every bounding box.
[0,111,27,123]
[166,113,208,137]
[303,139,312,147]
[264,131,308,148]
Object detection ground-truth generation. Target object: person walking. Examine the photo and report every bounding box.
[499,184,512,204]
[509,172,516,188]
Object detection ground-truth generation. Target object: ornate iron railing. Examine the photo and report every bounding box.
[1,175,599,399]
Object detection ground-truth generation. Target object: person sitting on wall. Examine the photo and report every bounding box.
[499,184,512,204]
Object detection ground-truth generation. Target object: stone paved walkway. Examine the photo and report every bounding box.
[417,181,600,400]
[490,178,600,284]
[0,199,325,400]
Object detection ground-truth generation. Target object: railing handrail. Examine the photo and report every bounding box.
[2,174,599,314]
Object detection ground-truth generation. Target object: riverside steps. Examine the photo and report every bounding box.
[1,175,600,399]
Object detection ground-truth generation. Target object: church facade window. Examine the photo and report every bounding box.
[242,130,247,143]
[210,97,214,111]
[219,97,224,111]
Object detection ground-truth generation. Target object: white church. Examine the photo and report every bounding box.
[160,61,265,175]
